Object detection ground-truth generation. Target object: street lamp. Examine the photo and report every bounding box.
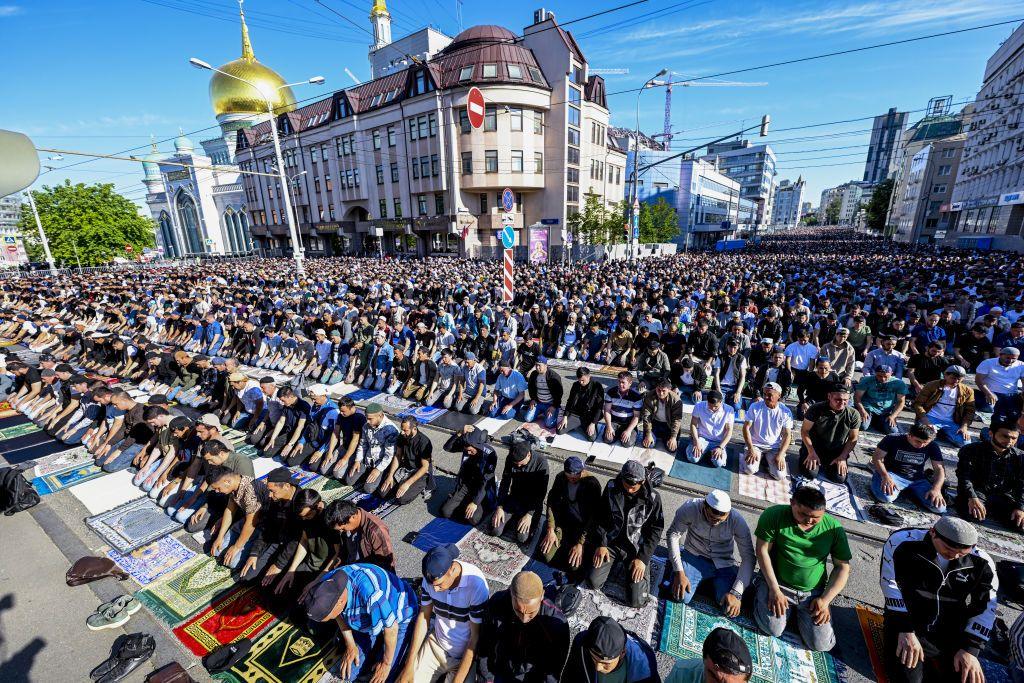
[189,57,324,278]
[273,167,307,252]
[629,68,668,262]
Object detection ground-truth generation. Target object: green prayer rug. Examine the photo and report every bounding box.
[215,620,341,683]
[0,422,41,439]
[659,599,842,683]
[136,555,237,625]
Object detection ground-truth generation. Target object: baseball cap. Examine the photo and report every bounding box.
[564,456,585,474]
[760,337,773,344]
[422,543,460,582]
[536,356,549,365]
[585,617,626,659]
[876,364,894,374]
[703,627,752,676]
[464,352,477,361]
[934,516,978,548]
[620,460,646,484]
[304,570,349,622]
[763,382,783,394]
[199,413,221,428]
[705,490,731,514]
[944,365,967,376]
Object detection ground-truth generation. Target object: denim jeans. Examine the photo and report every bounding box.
[523,401,557,427]
[676,549,739,604]
[927,417,969,447]
[753,579,835,652]
[100,443,144,473]
[685,437,726,467]
[132,457,164,490]
[870,471,947,513]
[490,395,519,419]
[976,391,1015,413]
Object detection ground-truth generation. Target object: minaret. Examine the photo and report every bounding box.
[370,0,392,49]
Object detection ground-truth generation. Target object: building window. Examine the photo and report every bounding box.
[511,150,523,172]
[387,126,396,146]
[568,105,580,127]
[412,157,419,179]
[353,168,360,187]
[428,113,437,137]
[379,199,387,218]
[459,108,471,134]
[314,177,321,193]
[321,144,328,161]
[932,184,947,194]
[938,165,952,176]
[482,63,498,78]
[534,110,543,134]
[310,147,318,164]
[535,152,543,174]
[567,168,579,183]
[372,130,381,150]
[928,200,942,213]
[418,115,428,139]
[394,199,403,218]
[479,193,488,213]
[568,128,580,146]
[462,152,472,175]
[408,119,418,141]
[567,147,580,165]
[376,165,384,184]
[430,154,439,176]
[567,186,579,202]
[568,86,581,104]
[942,148,956,158]
[507,64,523,79]
[485,150,498,173]
[510,107,523,131]
[459,65,474,81]
[420,157,431,178]
[325,173,332,192]
[391,162,399,182]
[435,193,445,214]
[528,66,543,83]
[484,105,497,132]
[418,195,428,216]
[515,192,523,212]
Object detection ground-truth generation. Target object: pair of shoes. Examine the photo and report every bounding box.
[87,595,141,631]
[90,632,155,683]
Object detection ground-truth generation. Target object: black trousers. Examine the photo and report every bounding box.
[798,444,848,483]
[441,483,486,525]
[955,493,1024,533]
[883,618,961,683]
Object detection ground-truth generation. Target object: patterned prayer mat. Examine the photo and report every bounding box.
[792,476,862,521]
[409,517,473,552]
[0,422,41,439]
[343,491,398,519]
[396,405,447,425]
[375,393,414,412]
[573,584,661,645]
[108,535,196,586]
[455,528,531,585]
[660,599,841,683]
[738,472,792,505]
[218,620,341,683]
[32,445,92,478]
[32,464,105,495]
[173,586,275,656]
[87,497,182,553]
[136,555,236,625]
[345,389,381,402]
[306,477,352,504]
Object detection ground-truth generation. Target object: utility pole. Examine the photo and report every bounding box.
[24,191,55,271]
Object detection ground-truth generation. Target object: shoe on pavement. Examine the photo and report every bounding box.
[87,596,140,631]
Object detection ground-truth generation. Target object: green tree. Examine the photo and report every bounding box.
[825,196,841,225]
[800,213,819,226]
[19,180,155,266]
[638,196,679,243]
[865,178,894,232]
[568,195,627,246]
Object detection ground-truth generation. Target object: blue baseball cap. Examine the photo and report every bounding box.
[564,456,585,474]
[537,356,550,365]
[423,543,460,582]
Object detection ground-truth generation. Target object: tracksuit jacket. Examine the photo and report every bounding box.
[880,527,998,656]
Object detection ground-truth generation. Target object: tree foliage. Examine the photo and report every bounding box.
[638,196,679,243]
[825,196,841,225]
[801,213,819,226]
[18,181,155,266]
[568,195,624,246]
[865,178,894,232]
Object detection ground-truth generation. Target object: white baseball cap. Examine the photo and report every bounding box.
[705,489,732,513]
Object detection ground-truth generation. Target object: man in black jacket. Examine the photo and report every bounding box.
[476,571,570,683]
[556,367,604,440]
[522,356,563,428]
[538,456,602,581]
[486,441,550,544]
[587,460,665,608]
[955,421,1024,532]
[402,346,436,403]
[440,425,497,526]
[686,318,719,362]
[880,517,997,683]
[380,416,433,505]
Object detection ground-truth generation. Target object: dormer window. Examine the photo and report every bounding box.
[459,66,474,81]
[507,64,522,79]
[482,64,498,78]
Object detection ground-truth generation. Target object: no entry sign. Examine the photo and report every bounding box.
[467,87,485,130]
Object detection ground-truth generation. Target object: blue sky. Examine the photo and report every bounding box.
[4,0,1024,206]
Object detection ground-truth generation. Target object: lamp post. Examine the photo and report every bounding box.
[628,68,668,262]
[189,57,324,278]
[274,167,308,250]
[24,191,55,271]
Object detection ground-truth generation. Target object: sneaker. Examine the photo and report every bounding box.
[87,595,140,631]
[868,504,904,526]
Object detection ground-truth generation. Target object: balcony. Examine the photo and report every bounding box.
[458,171,545,191]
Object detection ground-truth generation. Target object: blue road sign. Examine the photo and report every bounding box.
[501,225,516,249]
[501,188,515,212]
[540,218,560,225]
[632,226,639,240]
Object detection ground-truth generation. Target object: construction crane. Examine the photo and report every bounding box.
[650,73,767,150]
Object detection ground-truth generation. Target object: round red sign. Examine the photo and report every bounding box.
[466,87,485,130]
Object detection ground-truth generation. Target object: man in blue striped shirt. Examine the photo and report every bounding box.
[304,562,418,683]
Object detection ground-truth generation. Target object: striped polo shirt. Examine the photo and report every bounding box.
[420,561,489,658]
[333,564,417,637]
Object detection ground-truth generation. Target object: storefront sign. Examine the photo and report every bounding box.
[999,191,1024,206]
[528,226,548,263]
[314,222,340,233]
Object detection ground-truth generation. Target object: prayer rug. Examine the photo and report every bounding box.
[326,382,359,400]
[32,463,104,495]
[253,458,278,479]
[669,456,733,490]
[0,422,41,439]
[0,430,54,453]
[660,599,842,683]
[855,605,1012,683]
[136,555,236,625]
[108,535,196,586]
[631,446,677,475]
[375,393,413,413]
[0,413,29,429]
[306,477,352,504]
[738,472,792,505]
[342,491,398,519]
[472,417,511,438]
[549,431,596,456]
[172,586,275,656]
[792,476,863,521]
[218,620,341,683]
[520,420,558,444]
[455,528,530,585]
[409,517,473,552]
[72,469,144,515]
[87,497,182,553]
[345,389,381,402]
[3,438,73,463]
[396,405,446,425]
[32,445,92,477]
[571,583,661,646]
[429,409,481,432]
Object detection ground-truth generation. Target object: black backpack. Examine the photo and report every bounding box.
[0,466,40,516]
[544,571,582,616]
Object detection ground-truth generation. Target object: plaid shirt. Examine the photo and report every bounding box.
[331,563,417,636]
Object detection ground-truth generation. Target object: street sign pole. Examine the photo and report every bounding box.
[500,188,516,303]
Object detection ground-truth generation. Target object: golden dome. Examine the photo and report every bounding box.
[210,1,296,120]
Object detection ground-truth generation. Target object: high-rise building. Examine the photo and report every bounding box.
[234,5,626,259]
[701,140,776,226]
[944,22,1024,251]
[0,195,27,265]
[863,107,908,185]
[800,201,812,217]
[770,176,805,227]
[887,96,965,244]
[819,187,840,223]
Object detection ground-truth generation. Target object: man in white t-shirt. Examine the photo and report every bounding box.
[740,383,794,481]
[785,332,819,391]
[975,347,1024,413]
[400,543,490,683]
[685,390,735,468]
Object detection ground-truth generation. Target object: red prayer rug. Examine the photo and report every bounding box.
[172,586,275,656]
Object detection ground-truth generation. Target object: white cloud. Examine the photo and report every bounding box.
[0,5,22,17]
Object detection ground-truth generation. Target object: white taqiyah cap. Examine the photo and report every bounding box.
[705,489,731,513]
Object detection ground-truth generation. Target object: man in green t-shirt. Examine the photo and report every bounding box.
[752,487,852,652]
